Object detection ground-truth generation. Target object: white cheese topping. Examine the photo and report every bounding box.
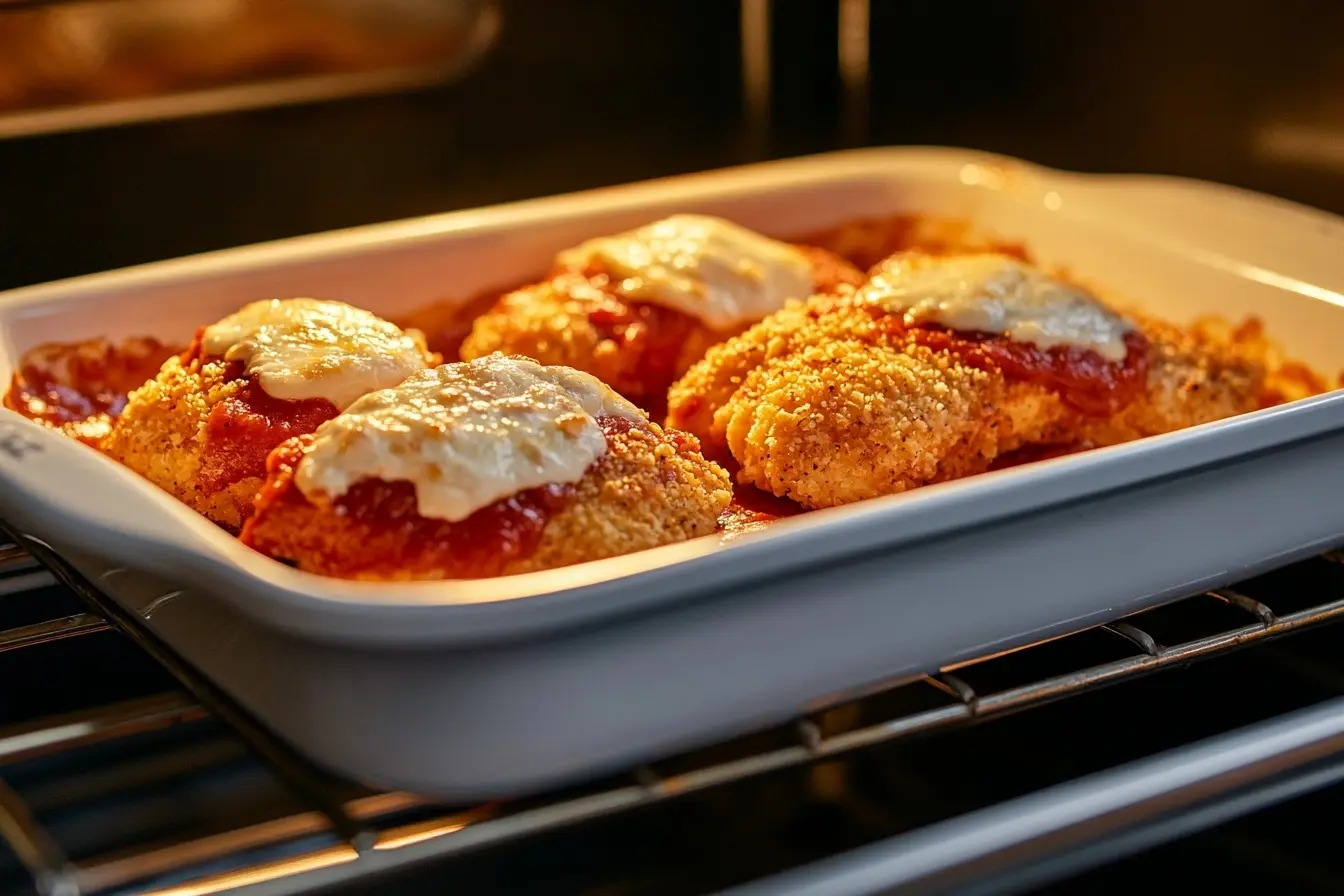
[294,355,647,523]
[201,298,428,410]
[861,254,1135,362]
[555,214,816,330]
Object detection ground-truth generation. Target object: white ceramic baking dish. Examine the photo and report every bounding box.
[1,147,1342,798]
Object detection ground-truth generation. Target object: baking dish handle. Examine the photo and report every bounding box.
[0,412,218,562]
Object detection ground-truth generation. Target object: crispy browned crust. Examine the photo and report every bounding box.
[100,331,438,530]
[458,245,865,404]
[667,289,1290,509]
[243,424,733,580]
[100,356,264,530]
[797,215,1033,272]
[457,275,673,403]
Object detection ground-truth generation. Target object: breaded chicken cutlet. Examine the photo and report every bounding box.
[668,252,1321,509]
[798,213,1033,272]
[459,214,864,409]
[241,355,732,579]
[101,298,437,530]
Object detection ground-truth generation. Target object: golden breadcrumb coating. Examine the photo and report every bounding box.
[518,424,731,575]
[100,356,271,531]
[1185,314,1329,406]
[668,283,1306,509]
[241,423,733,580]
[101,330,438,531]
[798,214,1033,272]
[459,245,864,406]
[458,274,692,403]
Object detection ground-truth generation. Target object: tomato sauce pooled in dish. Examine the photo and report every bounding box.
[242,415,643,580]
[718,484,806,540]
[4,337,180,445]
[712,451,808,540]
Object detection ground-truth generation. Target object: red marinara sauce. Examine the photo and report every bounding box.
[906,326,1150,417]
[711,452,808,540]
[243,415,638,579]
[198,370,338,493]
[718,484,806,540]
[571,262,703,400]
[180,332,340,494]
[3,336,179,445]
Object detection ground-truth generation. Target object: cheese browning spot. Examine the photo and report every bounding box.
[556,214,815,330]
[201,298,428,410]
[861,254,1136,361]
[294,355,647,522]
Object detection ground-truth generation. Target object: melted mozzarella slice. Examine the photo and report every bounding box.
[294,355,647,522]
[861,254,1135,362]
[201,298,428,410]
[555,214,815,330]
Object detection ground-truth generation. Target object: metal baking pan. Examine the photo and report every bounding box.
[1,147,1342,799]
[0,0,501,140]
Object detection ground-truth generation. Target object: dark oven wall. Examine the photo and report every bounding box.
[2,0,1343,291]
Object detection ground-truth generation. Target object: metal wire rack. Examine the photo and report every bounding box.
[0,539,1340,896]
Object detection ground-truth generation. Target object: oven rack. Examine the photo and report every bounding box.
[0,539,1341,896]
